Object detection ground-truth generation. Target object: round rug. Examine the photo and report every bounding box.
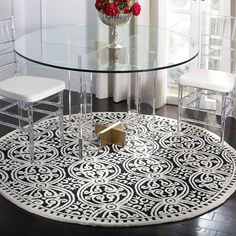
[0,112,236,227]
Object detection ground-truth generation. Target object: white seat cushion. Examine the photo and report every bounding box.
[179,69,235,93]
[0,76,65,102]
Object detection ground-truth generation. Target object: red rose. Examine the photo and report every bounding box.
[123,7,130,14]
[96,0,104,3]
[132,2,141,16]
[95,0,104,10]
[104,3,119,16]
[95,2,101,10]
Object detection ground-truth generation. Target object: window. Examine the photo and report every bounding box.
[166,0,221,102]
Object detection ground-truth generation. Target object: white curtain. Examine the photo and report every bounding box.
[95,0,168,108]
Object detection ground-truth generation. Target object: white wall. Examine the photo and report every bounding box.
[41,0,88,27]
[0,0,25,37]
[0,0,12,18]
[0,0,98,36]
[22,0,98,31]
[23,0,41,33]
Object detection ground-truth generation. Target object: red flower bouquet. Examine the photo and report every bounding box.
[95,0,141,17]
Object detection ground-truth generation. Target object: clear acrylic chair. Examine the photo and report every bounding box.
[0,16,65,163]
[177,12,236,145]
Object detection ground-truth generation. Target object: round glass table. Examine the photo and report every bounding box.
[15,24,198,73]
[14,24,199,152]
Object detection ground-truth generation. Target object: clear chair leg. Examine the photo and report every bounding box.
[68,71,72,120]
[58,91,64,146]
[18,101,23,129]
[27,103,34,164]
[196,88,201,109]
[177,84,183,135]
[220,92,227,145]
[195,88,201,117]
[231,88,236,117]
[152,70,157,154]
[78,73,83,159]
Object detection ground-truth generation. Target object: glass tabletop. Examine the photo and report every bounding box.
[14,24,199,73]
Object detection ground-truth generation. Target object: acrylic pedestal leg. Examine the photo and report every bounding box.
[126,72,143,155]
[78,72,94,159]
[127,72,141,135]
[125,71,158,156]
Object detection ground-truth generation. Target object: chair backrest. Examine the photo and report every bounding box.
[0,16,16,79]
[200,12,236,74]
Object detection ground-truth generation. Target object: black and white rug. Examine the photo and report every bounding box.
[0,112,236,227]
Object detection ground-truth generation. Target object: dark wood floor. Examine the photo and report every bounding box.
[1,95,236,236]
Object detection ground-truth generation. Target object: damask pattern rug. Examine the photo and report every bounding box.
[0,112,236,227]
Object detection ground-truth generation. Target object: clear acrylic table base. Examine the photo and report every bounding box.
[77,71,158,159]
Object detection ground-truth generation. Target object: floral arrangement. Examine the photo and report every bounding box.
[95,0,141,17]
